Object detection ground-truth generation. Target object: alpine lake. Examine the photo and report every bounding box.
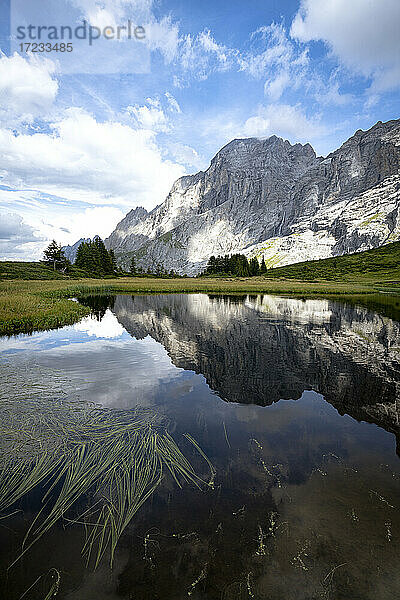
[0,292,400,600]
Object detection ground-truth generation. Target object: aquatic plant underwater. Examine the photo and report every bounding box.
[0,363,214,576]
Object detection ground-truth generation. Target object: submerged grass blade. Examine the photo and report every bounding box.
[0,379,214,570]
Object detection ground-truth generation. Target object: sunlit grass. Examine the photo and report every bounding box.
[0,280,91,334]
[1,240,400,334]
[0,274,390,336]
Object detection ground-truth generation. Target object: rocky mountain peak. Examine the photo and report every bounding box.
[104,118,400,274]
[104,206,149,252]
[124,206,148,224]
[110,206,147,233]
[212,135,317,167]
[335,119,400,153]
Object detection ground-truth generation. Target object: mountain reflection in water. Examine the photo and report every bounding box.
[104,293,400,454]
[0,293,399,600]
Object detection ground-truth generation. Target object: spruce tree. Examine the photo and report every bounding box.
[249,257,260,276]
[206,255,217,274]
[130,256,137,275]
[75,241,92,272]
[223,254,230,273]
[75,237,115,276]
[43,240,68,271]
[109,249,117,273]
[260,255,267,274]
[203,252,263,277]
[237,255,250,277]
[93,236,113,275]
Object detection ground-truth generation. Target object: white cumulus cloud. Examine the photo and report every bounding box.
[0,107,186,210]
[0,53,58,126]
[127,98,170,132]
[0,211,44,259]
[243,103,326,143]
[291,0,400,94]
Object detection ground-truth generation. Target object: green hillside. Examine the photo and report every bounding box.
[2,242,400,287]
[0,261,90,281]
[265,242,400,282]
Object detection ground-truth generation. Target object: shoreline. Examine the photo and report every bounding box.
[1,277,400,336]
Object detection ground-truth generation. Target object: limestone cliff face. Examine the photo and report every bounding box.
[105,206,148,252]
[105,119,400,273]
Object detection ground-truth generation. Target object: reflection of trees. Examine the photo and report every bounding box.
[78,295,116,321]
[207,294,248,303]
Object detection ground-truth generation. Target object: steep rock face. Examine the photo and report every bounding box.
[105,206,148,252]
[106,119,400,273]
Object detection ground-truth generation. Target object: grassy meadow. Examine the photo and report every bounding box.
[0,275,398,336]
[1,241,400,335]
[0,261,90,280]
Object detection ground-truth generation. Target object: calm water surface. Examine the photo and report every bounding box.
[1,293,400,599]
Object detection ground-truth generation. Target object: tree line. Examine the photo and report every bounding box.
[75,237,117,276]
[42,237,117,276]
[42,240,70,272]
[129,257,180,278]
[42,238,181,278]
[203,253,267,276]
[42,241,268,279]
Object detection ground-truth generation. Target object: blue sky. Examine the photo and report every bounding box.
[0,0,399,259]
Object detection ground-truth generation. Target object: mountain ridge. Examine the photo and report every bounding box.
[103,118,400,274]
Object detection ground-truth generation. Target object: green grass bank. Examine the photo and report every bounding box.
[1,241,400,335]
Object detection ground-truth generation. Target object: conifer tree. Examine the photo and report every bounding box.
[204,252,256,276]
[249,257,260,276]
[109,249,117,273]
[75,237,114,276]
[76,240,94,274]
[237,255,250,277]
[93,236,113,275]
[260,255,267,274]
[43,240,68,271]
[206,255,217,274]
